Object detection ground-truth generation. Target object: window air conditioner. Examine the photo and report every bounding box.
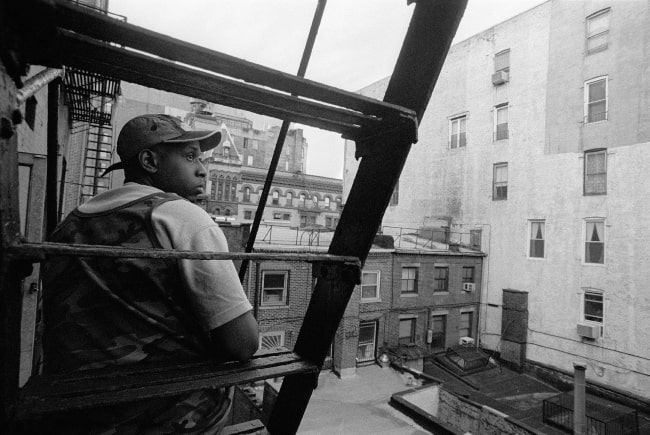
[459,336,475,346]
[492,70,509,86]
[462,283,476,292]
[576,323,601,339]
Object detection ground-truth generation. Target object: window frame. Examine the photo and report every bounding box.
[360,270,381,302]
[584,218,605,265]
[493,162,508,201]
[586,8,610,54]
[400,266,419,295]
[243,186,251,202]
[433,266,449,293]
[449,114,467,149]
[260,270,289,307]
[528,220,545,259]
[430,313,447,349]
[462,266,474,284]
[494,49,510,73]
[272,190,280,205]
[584,149,607,195]
[584,76,608,124]
[493,103,509,141]
[398,317,417,345]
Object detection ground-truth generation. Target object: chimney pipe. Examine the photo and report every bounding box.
[573,362,587,435]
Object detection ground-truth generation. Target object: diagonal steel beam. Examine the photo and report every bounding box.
[266,1,468,433]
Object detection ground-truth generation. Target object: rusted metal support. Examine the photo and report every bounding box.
[6,242,361,266]
[16,68,63,105]
[240,0,327,282]
[266,1,467,433]
[45,78,60,237]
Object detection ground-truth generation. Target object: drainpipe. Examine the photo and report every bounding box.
[16,68,63,105]
[573,362,587,435]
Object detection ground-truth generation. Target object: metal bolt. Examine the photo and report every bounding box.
[0,117,14,139]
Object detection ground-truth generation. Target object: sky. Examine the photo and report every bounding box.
[109,0,547,179]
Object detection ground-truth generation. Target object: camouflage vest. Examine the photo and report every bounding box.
[41,192,229,434]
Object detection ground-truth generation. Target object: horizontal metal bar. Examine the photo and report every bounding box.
[16,349,319,418]
[58,30,378,138]
[51,0,414,121]
[7,242,361,266]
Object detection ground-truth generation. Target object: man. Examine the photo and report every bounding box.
[42,114,258,434]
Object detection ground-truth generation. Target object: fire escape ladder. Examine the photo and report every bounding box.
[0,0,468,433]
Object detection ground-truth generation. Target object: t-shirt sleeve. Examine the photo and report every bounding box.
[153,200,253,331]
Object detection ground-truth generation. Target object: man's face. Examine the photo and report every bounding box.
[152,141,207,201]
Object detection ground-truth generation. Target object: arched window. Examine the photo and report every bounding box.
[217,176,224,201]
[243,187,251,202]
[210,180,217,200]
[231,178,237,201]
[299,194,306,206]
[214,208,221,215]
[225,177,231,202]
[324,197,330,208]
[312,195,318,206]
[286,191,293,206]
[272,190,279,205]
[225,209,231,216]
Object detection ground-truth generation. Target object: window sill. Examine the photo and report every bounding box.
[583,192,607,196]
[583,119,608,126]
[582,262,605,267]
[360,299,381,304]
[259,304,290,310]
[400,293,419,298]
[527,256,545,261]
[433,291,449,295]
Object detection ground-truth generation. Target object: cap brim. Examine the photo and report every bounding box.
[165,130,222,152]
[100,161,125,177]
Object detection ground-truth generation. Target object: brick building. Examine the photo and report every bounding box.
[344,0,650,402]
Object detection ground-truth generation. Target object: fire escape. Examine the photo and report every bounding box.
[64,67,120,203]
[0,0,467,433]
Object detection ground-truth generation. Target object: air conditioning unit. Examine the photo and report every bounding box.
[462,283,476,292]
[492,70,509,86]
[459,336,475,346]
[577,323,601,339]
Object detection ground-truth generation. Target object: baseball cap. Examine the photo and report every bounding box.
[102,114,221,176]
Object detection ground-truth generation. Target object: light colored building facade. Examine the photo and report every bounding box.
[345,0,650,401]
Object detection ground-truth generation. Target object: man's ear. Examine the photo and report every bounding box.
[138,149,159,174]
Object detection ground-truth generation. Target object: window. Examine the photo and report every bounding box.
[430,315,447,349]
[462,267,474,284]
[224,177,231,201]
[495,49,510,72]
[325,217,332,228]
[357,321,377,363]
[217,175,224,201]
[286,192,293,205]
[584,149,606,195]
[584,290,604,323]
[399,318,416,345]
[585,219,605,264]
[247,155,253,166]
[324,197,330,208]
[224,208,231,216]
[449,115,467,149]
[259,331,285,350]
[210,179,217,199]
[244,210,252,220]
[335,198,341,210]
[529,220,545,258]
[390,181,399,206]
[494,104,508,140]
[299,193,306,207]
[243,138,249,149]
[401,266,418,294]
[586,9,610,54]
[273,212,282,220]
[360,270,380,301]
[243,186,251,202]
[261,271,289,306]
[584,77,607,123]
[282,213,290,220]
[493,163,508,200]
[433,267,448,292]
[459,311,473,338]
[230,178,237,201]
[312,195,318,206]
[470,229,482,250]
[272,190,279,205]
